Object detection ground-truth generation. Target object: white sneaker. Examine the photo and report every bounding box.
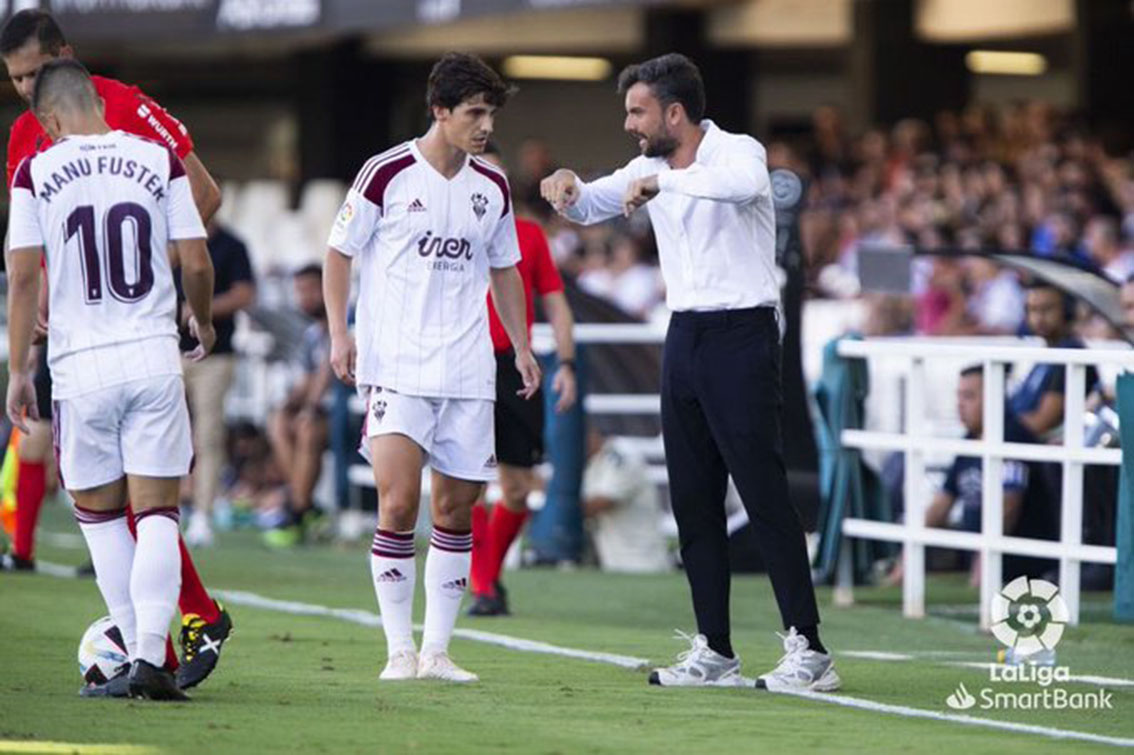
[756,627,840,692]
[648,631,745,687]
[379,649,418,681]
[185,513,214,548]
[416,651,478,683]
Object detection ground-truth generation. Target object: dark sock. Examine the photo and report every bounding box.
[705,633,734,659]
[797,625,827,655]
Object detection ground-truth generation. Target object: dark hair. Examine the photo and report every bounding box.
[31,58,95,115]
[425,53,514,114]
[0,10,66,57]
[960,364,983,379]
[1024,279,1075,322]
[617,53,705,123]
[294,263,322,279]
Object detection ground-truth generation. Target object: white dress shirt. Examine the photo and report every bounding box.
[563,120,778,312]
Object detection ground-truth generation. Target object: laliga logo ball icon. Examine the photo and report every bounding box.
[990,576,1068,657]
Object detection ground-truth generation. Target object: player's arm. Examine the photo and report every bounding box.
[490,265,540,399]
[5,244,42,432]
[182,152,222,225]
[166,150,215,359]
[6,160,44,431]
[178,236,215,360]
[324,248,355,386]
[542,160,644,225]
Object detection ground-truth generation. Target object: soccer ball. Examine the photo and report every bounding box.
[78,616,129,684]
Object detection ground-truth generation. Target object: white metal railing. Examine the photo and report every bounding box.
[834,338,1134,628]
[345,322,669,491]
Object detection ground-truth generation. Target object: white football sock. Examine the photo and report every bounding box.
[421,526,472,656]
[131,509,182,667]
[76,506,137,658]
[370,529,417,657]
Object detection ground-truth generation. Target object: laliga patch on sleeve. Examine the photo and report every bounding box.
[336,200,355,229]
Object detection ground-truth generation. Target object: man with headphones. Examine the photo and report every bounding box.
[1009,281,1099,438]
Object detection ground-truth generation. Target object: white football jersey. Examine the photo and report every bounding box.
[328,140,521,400]
[8,131,206,398]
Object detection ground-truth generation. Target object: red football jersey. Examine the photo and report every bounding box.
[7,74,194,190]
[488,217,564,353]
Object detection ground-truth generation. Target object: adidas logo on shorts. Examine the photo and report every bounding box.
[485,454,497,470]
[408,198,426,212]
[377,568,406,583]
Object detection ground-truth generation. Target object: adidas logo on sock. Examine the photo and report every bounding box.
[408,198,426,212]
[441,577,467,591]
[377,568,407,583]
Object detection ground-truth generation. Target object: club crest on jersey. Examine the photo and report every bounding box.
[471,192,488,221]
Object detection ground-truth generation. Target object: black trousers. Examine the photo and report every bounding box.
[661,306,820,638]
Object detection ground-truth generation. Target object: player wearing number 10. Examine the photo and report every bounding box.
[5,59,216,700]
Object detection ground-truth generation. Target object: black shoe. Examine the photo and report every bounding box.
[0,553,35,571]
[79,665,130,698]
[177,599,234,690]
[128,660,189,701]
[466,592,509,617]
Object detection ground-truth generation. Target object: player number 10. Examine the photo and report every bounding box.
[64,202,155,304]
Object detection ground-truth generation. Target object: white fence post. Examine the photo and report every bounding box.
[1060,364,1087,626]
[903,357,926,619]
[979,361,1005,630]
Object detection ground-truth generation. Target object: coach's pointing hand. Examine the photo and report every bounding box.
[622,175,659,216]
[540,169,581,213]
[331,333,358,387]
[514,348,542,400]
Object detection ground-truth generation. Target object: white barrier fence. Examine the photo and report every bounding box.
[834,338,1134,628]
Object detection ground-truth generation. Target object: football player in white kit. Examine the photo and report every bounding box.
[5,59,216,701]
[324,53,539,683]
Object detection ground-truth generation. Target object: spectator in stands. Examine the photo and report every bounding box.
[1084,216,1134,283]
[924,366,1057,583]
[265,264,333,547]
[1008,282,1099,439]
[1122,275,1134,328]
[181,221,256,547]
[581,429,669,574]
[964,258,1025,335]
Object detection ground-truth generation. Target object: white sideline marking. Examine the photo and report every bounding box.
[842,651,914,661]
[33,568,1134,747]
[949,661,1134,689]
[842,651,1134,688]
[0,742,159,754]
[215,589,650,670]
[769,688,1134,749]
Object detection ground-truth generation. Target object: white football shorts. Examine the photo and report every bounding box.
[359,385,497,482]
[53,374,193,491]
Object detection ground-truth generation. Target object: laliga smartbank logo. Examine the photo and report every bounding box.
[944,577,1112,711]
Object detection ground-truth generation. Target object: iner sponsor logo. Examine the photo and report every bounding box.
[417,231,472,261]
